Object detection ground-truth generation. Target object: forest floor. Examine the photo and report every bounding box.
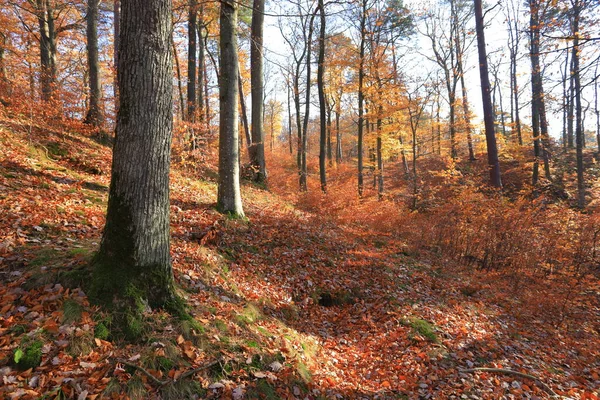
[0,115,599,400]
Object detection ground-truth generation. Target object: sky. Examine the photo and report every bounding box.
[260,0,600,141]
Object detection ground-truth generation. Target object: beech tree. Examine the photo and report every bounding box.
[249,0,267,183]
[84,0,102,127]
[317,0,327,192]
[217,0,244,216]
[92,0,176,337]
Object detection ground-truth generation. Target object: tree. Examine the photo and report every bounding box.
[357,0,367,196]
[505,0,523,145]
[187,0,197,126]
[474,0,501,188]
[114,0,120,108]
[92,0,176,337]
[217,0,244,217]
[84,0,102,127]
[317,0,327,192]
[528,0,552,185]
[249,0,267,183]
[570,0,584,208]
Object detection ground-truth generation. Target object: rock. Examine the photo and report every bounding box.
[269,361,283,372]
[208,382,224,390]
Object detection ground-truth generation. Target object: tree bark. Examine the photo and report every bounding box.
[218,0,244,217]
[113,0,120,110]
[85,0,103,127]
[187,0,197,125]
[287,79,293,154]
[93,0,175,336]
[37,0,57,102]
[475,0,502,188]
[300,10,316,192]
[572,1,584,208]
[0,32,11,105]
[250,0,267,182]
[529,0,543,185]
[507,5,522,145]
[317,0,327,193]
[238,71,252,156]
[357,0,367,196]
[197,10,205,136]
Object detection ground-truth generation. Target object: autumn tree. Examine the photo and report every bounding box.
[422,1,462,159]
[91,0,177,337]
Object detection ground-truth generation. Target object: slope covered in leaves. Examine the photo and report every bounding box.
[0,115,599,399]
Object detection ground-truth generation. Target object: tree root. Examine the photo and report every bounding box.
[459,367,560,398]
[115,357,221,387]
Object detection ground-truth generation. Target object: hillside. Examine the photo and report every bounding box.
[0,114,599,399]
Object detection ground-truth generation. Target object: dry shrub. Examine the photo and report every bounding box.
[268,152,600,327]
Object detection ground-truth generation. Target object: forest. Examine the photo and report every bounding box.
[0,0,599,398]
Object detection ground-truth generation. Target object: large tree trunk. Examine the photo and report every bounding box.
[572,1,584,208]
[197,10,205,136]
[85,0,102,127]
[562,49,569,149]
[376,109,383,200]
[357,0,366,196]
[287,80,293,155]
[300,11,316,192]
[113,0,120,109]
[37,0,57,102]
[217,1,244,217]
[568,54,575,148]
[475,0,502,188]
[0,32,11,105]
[317,0,327,193]
[187,0,197,125]
[529,0,543,185]
[93,0,175,338]
[507,9,522,145]
[250,0,267,182]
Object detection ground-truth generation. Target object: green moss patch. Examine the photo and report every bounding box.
[13,338,43,370]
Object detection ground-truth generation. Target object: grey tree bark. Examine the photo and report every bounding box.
[317,0,327,193]
[250,0,267,183]
[357,0,367,196]
[85,0,102,127]
[187,0,197,126]
[36,0,57,102]
[93,0,176,336]
[217,0,244,217]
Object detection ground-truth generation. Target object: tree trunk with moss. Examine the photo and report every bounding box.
[92,0,175,338]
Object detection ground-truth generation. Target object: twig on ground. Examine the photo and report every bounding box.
[459,367,560,398]
[115,357,222,387]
